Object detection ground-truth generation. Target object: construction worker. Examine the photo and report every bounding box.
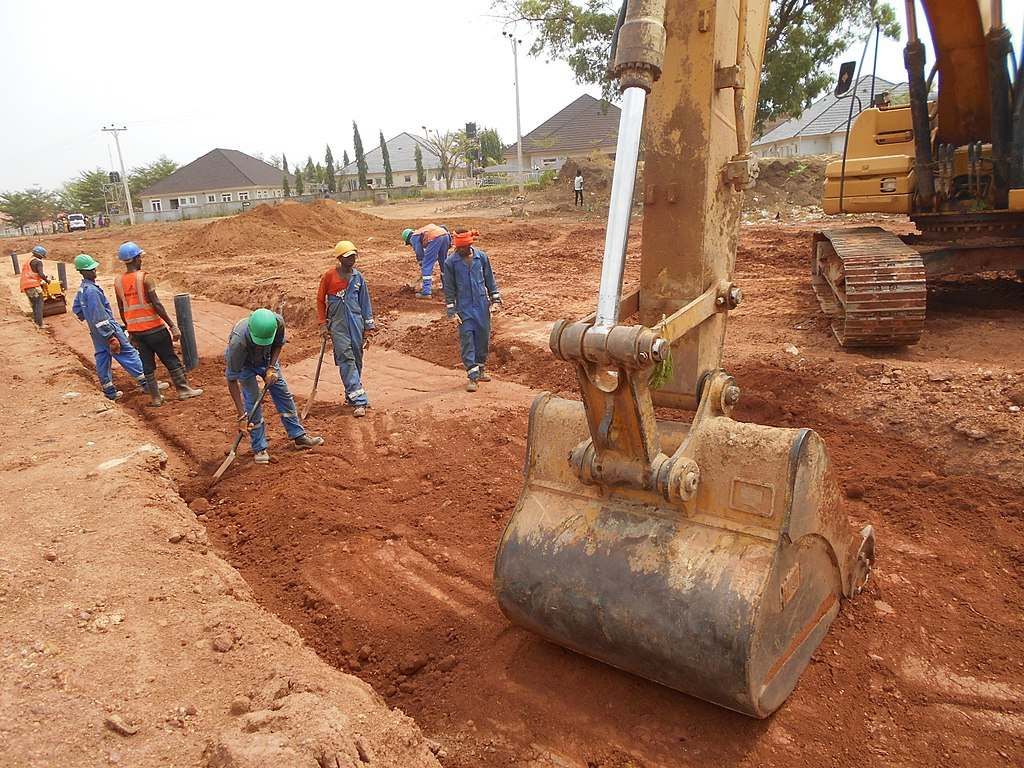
[113,241,203,407]
[402,224,450,297]
[316,240,377,417]
[71,253,150,401]
[19,245,50,327]
[225,308,323,464]
[443,229,501,392]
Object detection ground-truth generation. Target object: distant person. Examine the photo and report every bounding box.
[19,245,51,327]
[574,170,584,206]
[402,223,451,298]
[443,229,502,392]
[316,240,377,417]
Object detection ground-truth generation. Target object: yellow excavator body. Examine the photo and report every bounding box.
[813,0,1024,347]
[494,0,874,717]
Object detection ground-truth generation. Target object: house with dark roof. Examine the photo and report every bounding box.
[139,148,285,213]
[337,132,466,190]
[752,76,909,158]
[503,94,621,171]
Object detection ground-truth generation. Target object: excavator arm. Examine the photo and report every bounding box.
[493,0,875,718]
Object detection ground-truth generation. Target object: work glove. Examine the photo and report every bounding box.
[169,324,181,342]
[450,314,463,326]
[263,367,280,386]
[108,336,121,354]
[490,301,503,315]
[319,324,329,341]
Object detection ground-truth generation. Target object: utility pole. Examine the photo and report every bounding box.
[102,125,135,225]
[503,31,526,197]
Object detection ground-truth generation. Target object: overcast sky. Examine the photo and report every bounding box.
[2,0,1021,190]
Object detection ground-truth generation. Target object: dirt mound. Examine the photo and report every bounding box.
[559,157,614,192]
[744,155,830,212]
[174,200,389,258]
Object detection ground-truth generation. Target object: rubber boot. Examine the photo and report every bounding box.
[170,366,203,400]
[145,372,165,407]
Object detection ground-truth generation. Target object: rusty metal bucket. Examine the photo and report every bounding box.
[494,394,874,718]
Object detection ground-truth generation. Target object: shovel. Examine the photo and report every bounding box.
[211,382,269,485]
[301,338,328,420]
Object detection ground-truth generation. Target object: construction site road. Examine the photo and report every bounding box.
[4,198,1023,767]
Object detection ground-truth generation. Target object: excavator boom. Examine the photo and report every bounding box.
[494,0,874,717]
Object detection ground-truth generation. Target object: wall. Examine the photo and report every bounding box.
[141,185,285,214]
[115,193,323,224]
[338,167,468,192]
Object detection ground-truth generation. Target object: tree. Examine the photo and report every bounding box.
[495,0,899,130]
[59,169,109,215]
[343,150,350,168]
[282,154,290,175]
[325,145,337,192]
[353,122,368,190]
[414,144,427,186]
[380,131,394,188]
[304,156,316,183]
[294,167,305,196]
[0,188,56,233]
[420,130,459,189]
[479,128,504,167]
[283,173,291,197]
[269,154,283,169]
[128,156,178,202]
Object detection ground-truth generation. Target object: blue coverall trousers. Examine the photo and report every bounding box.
[459,317,490,381]
[327,297,369,407]
[91,326,145,398]
[238,363,306,453]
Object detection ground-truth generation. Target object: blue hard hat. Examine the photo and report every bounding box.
[31,245,47,257]
[117,241,144,262]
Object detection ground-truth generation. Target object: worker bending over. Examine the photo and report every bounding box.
[402,223,450,297]
[113,241,203,407]
[225,308,323,464]
[316,240,377,417]
[443,229,502,392]
[71,253,148,401]
[19,245,51,327]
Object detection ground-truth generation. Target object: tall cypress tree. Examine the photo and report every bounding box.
[283,174,291,197]
[282,154,290,176]
[414,144,426,186]
[343,150,350,168]
[353,122,368,190]
[325,144,336,192]
[295,168,304,196]
[304,156,316,182]
[380,131,394,188]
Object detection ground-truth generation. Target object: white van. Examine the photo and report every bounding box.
[67,213,87,232]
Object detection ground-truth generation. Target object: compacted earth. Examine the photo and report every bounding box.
[3,197,1022,767]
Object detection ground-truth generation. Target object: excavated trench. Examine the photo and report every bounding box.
[25,216,1024,767]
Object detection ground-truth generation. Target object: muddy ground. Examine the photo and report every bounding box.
[4,198,1023,767]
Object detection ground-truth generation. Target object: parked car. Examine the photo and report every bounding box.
[67,213,87,232]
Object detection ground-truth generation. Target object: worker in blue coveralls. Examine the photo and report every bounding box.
[71,252,153,401]
[443,228,502,392]
[225,308,324,465]
[316,240,377,417]
[402,223,450,298]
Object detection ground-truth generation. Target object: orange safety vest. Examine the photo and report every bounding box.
[414,224,446,244]
[115,271,164,333]
[19,259,43,292]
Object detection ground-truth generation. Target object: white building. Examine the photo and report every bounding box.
[753,76,908,158]
[139,148,285,213]
[337,132,467,191]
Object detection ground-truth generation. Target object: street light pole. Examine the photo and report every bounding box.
[102,125,135,225]
[503,31,526,197]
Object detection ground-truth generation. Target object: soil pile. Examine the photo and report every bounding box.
[173,200,389,258]
[744,155,830,213]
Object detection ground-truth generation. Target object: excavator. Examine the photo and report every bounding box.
[493,0,875,717]
[813,0,1023,346]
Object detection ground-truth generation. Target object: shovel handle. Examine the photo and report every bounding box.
[301,339,327,421]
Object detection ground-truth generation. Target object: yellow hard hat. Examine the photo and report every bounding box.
[334,240,357,258]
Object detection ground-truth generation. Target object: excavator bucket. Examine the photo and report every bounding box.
[495,395,873,717]
[492,0,873,718]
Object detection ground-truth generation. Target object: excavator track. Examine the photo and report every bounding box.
[811,227,927,347]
